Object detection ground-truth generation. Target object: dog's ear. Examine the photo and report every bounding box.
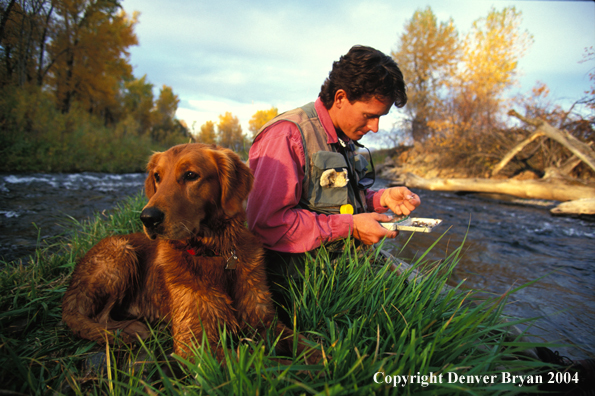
[144,152,162,199]
[212,148,253,217]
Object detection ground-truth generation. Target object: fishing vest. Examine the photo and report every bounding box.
[254,102,370,215]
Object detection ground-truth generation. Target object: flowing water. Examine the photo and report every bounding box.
[376,180,595,361]
[0,173,146,263]
[1,173,593,360]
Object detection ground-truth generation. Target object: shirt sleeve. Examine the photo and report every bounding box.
[246,122,353,253]
[367,189,388,213]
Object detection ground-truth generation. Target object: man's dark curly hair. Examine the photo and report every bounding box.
[319,45,407,110]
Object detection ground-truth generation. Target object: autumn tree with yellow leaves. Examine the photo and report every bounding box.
[393,6,532,144]
[249,106,278,138]
[450,6,533,136]
[49,0,138,117]
[391,6,593,179]
[390,6,544,175]
[197,120,217,144]
[392,7,459,143]
[217,111,246,153]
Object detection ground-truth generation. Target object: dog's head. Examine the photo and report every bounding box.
[140,143,253,240]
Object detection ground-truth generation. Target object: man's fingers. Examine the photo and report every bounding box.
[375,213,394,222]
[352,213,399,244]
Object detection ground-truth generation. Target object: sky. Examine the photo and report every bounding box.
[120,0,595,145]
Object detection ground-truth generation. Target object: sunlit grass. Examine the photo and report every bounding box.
[0,193,551,395]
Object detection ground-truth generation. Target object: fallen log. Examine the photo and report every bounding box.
[560,141,595,175]
[401,172,595,202]
[551,198,595,216]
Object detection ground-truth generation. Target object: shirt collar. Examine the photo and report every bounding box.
[314,97,341,145]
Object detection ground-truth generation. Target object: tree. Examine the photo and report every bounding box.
[0,0,17,46]
[0,0,190,155]
[0,0,55,87]
[248,106,278,139]
[197,120,216,144]
[151,84,185,142]
[390,6,537,176]
[153,85,178,121]
[392,7,459,143]
[48,0,138,118]
[453,6,533,135]
[217,111,245,152]
[121,74,153,135]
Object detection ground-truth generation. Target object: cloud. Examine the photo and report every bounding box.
[123,0,595,138]
[177,96,291,135]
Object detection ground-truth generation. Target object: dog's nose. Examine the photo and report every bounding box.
[140,207,165,229]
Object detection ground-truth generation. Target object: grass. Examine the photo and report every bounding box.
[0,194,553,395]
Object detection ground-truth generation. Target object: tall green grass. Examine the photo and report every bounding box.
[0,194,550,395]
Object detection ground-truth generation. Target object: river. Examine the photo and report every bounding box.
[0,173,146,263]
[1,173,593,361]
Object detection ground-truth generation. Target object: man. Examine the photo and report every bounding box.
[247,45,419,276]
[245,47,595,391]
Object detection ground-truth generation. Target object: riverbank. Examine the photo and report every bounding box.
[374,144,595,182]
[373,146,595,217]
[2,171,594,362]
[0,194,559,394]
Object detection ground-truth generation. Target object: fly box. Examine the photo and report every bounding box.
[380,215,442,233]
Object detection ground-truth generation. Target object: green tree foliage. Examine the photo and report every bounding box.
[122,74,154,135]
[392,7,459,142]
[197,120,217,144]
[217,111,246,153]
[0,85,153,172]
[248,106,278,139]
[150,84,185,143]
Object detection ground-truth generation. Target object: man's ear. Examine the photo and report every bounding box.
[144,152,162,199]
[212,148,253,217]
[334,89,348,109]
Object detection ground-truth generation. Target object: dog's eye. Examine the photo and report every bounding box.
[184,171,199,181]
[154,173,161,183]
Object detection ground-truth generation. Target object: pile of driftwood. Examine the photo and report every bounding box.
[395,111,595,216]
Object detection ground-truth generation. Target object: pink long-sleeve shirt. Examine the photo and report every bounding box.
[246,98,387,253]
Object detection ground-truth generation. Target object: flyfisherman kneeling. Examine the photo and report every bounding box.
[245,45,420,318]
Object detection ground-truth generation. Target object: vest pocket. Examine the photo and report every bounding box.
[309,151,349,210]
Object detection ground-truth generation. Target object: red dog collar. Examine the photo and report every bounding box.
[186,248,238,270]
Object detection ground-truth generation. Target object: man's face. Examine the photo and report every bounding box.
[331,91,393,141]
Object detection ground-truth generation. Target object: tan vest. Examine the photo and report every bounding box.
[255,102,370,214]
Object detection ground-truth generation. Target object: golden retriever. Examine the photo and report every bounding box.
[62,143,319,363]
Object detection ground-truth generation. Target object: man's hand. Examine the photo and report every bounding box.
[380,187,420,215]
[352,213,398,245]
